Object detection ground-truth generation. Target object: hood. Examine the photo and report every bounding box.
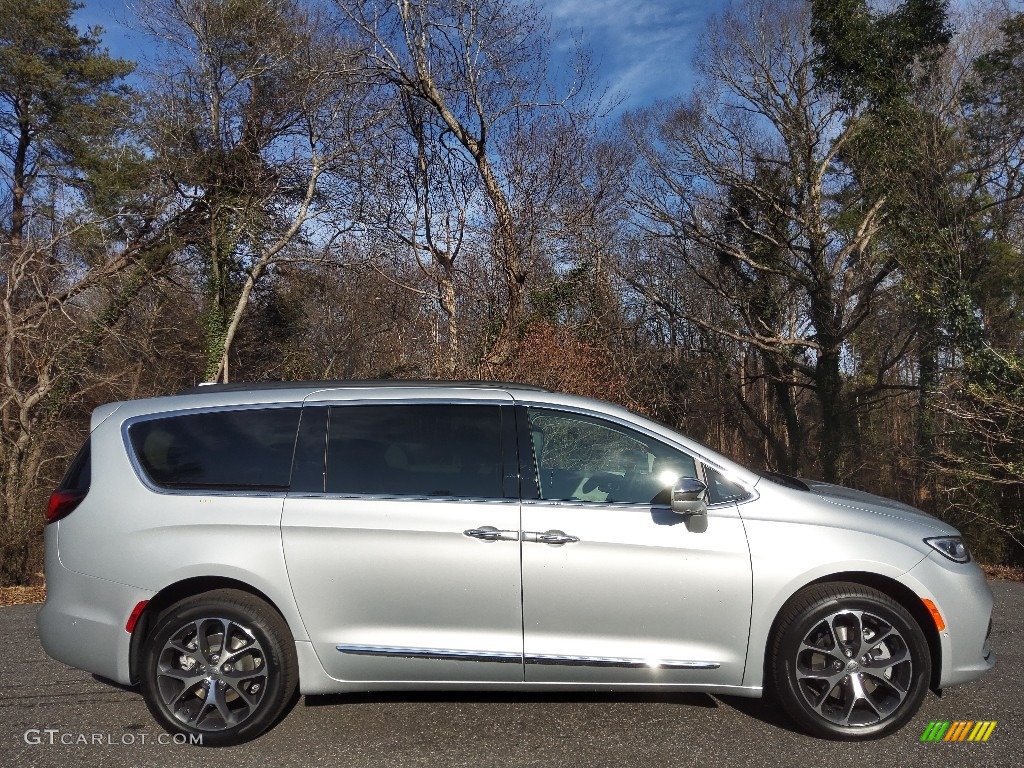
[801,479,955,535]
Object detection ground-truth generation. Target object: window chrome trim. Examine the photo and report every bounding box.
[121,403,303,497]
[335,644,720,671]
[288,493,516,503]
[519,498,684,516]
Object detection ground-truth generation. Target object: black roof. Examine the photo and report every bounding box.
[178,379,550,395]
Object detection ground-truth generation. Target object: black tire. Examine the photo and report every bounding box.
[769,582,931,740]
[140,589,298,747]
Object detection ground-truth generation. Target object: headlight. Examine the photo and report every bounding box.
[924,536,971,563]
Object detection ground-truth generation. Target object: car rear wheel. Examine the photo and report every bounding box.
[770,582,931,740]
[140,589,297,746]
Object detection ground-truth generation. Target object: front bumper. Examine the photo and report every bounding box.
[899,551,995,688]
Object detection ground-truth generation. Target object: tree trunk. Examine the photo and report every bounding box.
[916,319,939,504]
[438,270,460,377]
[10,97,30,247]
[771,373,804,475]
[816,345,844,483]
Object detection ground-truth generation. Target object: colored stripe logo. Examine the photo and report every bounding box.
[920,721,997,742]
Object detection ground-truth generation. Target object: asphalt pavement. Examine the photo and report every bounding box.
[1,582,1021,768]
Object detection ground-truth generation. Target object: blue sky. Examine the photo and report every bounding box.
[75,0,720,115]
[543,1,718,111]
[74,1,138,61]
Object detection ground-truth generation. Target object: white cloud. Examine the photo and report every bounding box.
[80,0,720,115]
[540,0,720,112]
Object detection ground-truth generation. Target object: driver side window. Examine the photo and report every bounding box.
[527,408,696,505]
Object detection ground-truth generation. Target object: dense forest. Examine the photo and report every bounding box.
[2,0,1023,585]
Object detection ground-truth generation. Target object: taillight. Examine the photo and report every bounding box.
[46,489,87,524]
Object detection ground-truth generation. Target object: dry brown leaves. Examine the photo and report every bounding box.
[491,322,632,405]
[981,564,1024,582]
[0,586,46,606]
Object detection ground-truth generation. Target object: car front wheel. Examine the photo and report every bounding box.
[770,582,931,740]
[140,589,297,746]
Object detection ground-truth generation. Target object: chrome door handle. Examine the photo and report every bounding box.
[524,529,580,546]
[463,526,519,542]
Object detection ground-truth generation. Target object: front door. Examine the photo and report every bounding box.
[518,406,753,686]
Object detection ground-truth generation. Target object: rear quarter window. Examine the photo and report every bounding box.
[128,408,301,491]
[60,438,91,491]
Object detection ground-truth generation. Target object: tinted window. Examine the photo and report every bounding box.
[704,466,751,504]
[61,438,91,491]
[290,407,328,493]
[528,408,696,504]
[326,405,503,498]
[129,408,301,490]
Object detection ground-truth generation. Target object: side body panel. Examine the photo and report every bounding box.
[513,400,753,686]
[40,400,310,685]
[521,500,752,685]
[737,482,963,689]
[55,405,305,636]
[282,394,524,683]
[283,497,523,682]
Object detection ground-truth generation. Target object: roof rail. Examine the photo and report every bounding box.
[178,379,550,395]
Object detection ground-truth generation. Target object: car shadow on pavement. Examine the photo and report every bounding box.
[713,695,805,735]
[91,673,138,692]
[303,691,805,735]
[304,690,720,709]
[87,671,804,736]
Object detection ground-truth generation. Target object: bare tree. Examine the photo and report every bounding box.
[139,0,368,382]
[0,175,204,581]
[351,92,480,375]
[627,0,908,482]
[928,351,1024,558]
[335,0,591,371]
[0,0,190,584]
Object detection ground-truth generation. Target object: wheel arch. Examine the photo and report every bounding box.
[763,571,943,693]
[128,576,291,685]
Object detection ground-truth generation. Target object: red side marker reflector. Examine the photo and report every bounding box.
[126,601,149,633]
[922,598,946,631]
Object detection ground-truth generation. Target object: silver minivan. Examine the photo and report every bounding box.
[38,381,994,745]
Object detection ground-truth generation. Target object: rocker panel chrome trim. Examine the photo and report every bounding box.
[525,654,720,670]
[336,644,522,663]
[335,644,719,670]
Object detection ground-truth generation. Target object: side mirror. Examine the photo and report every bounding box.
[671,478,708,517]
